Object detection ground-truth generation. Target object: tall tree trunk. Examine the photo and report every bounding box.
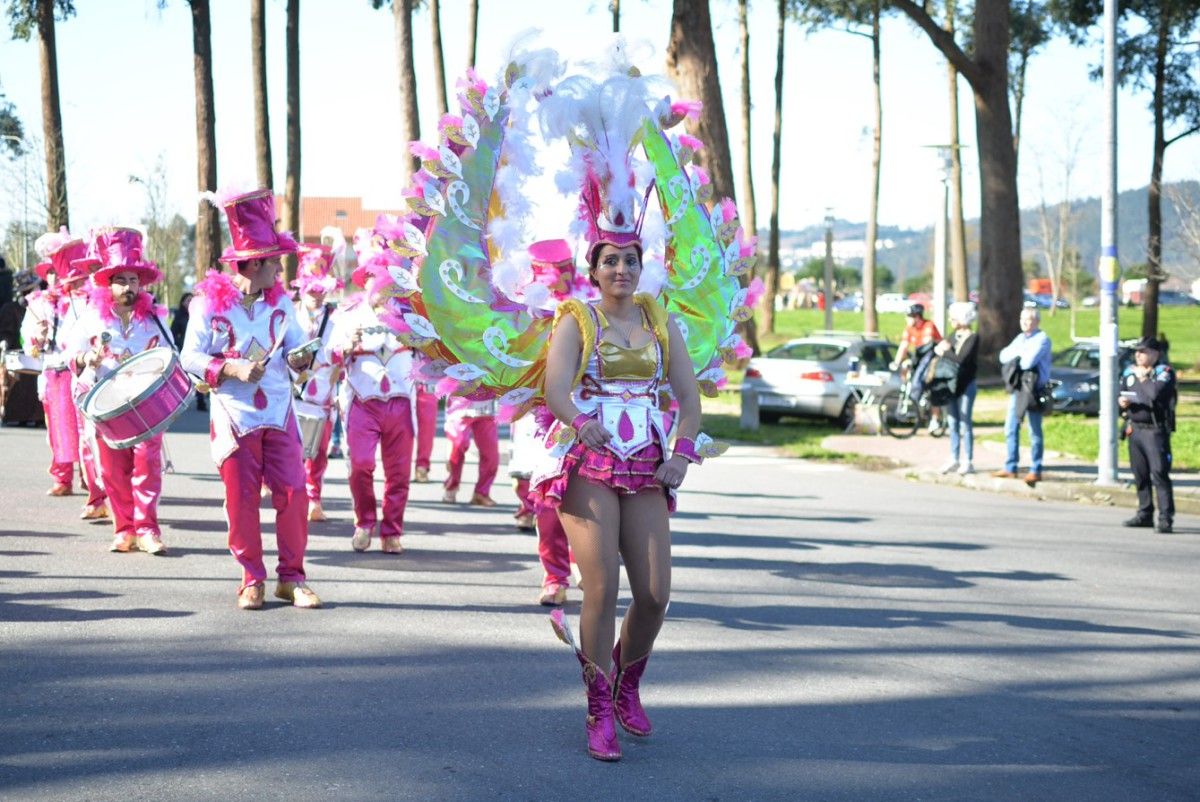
[862,0,882,335]
[394,0,421,180]
[36,0,68,231]
[946,0,967,302]
[763,0,785,335]
[251,0,273,190]
[894,0,1023,364]
[190,0,220,278]
[430,0,449,117]
[1011,48,1029,167]
[738,0,757,240]
[1143,8,1168,340]
[466,0,478,68]
[612,0,620,32]
[666,0,759,354]
[282,0,301,282]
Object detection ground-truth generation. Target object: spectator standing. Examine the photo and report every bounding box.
[936,301,979,475]
[993,308,1052,486]
[1119,337,1175,533]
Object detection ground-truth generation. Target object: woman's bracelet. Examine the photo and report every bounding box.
[672,436,702,464]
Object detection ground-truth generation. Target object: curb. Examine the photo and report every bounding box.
[897,467,1200,515]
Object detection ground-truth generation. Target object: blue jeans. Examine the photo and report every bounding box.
[1005,392,1043,474]
[947,380,976,462]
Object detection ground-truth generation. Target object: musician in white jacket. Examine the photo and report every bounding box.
[66,228,172,554]
[180,189,319,610]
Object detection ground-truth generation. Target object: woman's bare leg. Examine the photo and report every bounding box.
[559,474,622,672]
[616,489,672,664]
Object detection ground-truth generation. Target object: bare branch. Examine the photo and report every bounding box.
[889,0,982,87]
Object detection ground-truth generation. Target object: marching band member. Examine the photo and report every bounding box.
[65,228,171,554]
[333,255,416,554]
[181,189,321,610]
[412,382,438,483]
[21,231,90,501]
[441,395,499,506]
[291,243,343,523]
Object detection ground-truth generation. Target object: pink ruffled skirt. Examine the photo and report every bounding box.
[531,439,675,514]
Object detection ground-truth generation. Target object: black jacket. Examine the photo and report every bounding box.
[941,331,978,396]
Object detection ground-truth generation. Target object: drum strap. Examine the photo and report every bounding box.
[150,313,177,353]
[317,303,333,341]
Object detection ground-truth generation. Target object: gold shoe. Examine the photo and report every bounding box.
[351,526,373,552]
[275,581,322,609]
[308,502,327,523]
[414,467,430,483]
[470,492,497,508]
[137,533,167,555]
[109,532,136,553]
[381,536,404,554]
[514,513,535,531]
[538,582,568,606]
[442,489,457,504]
[47,484,73,497]
[238,583,265,610]
[80,503,110,521]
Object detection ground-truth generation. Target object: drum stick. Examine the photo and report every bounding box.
[161,434,175,475]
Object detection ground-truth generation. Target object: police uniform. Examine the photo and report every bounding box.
[1121,338,1175,533]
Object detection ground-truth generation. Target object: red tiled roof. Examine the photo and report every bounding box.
[275,195,403,244]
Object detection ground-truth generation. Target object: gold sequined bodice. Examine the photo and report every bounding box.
[597,339,658,380]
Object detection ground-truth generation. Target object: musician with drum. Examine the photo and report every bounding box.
[290,243,344,524]
[181,189,322,611]
[65,228,173,555]
[20,232,90,500]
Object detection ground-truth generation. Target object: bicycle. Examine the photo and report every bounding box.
[877,360,946,439]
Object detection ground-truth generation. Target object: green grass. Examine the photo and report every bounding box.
[763,306,1200,372]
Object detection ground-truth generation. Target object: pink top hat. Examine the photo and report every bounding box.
[529,239,577,298]
[33,230,88,284]
[292,243,343,295]
[216,189,298,264]
[81,227,163,287]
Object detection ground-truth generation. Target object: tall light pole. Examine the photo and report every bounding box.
[1097,0,1120,485]
[823,209,834,331]
[924,144,956,335]
[1,134,27,270]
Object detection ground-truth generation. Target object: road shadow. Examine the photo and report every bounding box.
[309,547,533,574]
[0,589,193,623]
[671,531,987,552]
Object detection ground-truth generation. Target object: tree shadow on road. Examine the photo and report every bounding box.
[0,589,193,623]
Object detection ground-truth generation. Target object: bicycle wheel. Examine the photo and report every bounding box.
[879,391,920,439]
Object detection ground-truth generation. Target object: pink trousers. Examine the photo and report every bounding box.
[347,396,413,539]
[218,416,308,589]
[76,412,106,507]
[305,419,333,502]
[444,416,499,496]
[42,369,77,487]
[515,477,571,585]
[97,433,163,537]
[414,387,437,471]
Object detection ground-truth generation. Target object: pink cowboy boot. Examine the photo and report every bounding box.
[611,640,652,737]
[551,609,621,761]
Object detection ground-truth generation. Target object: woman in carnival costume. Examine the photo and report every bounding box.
[291,243,344,523]
[180,189,321,610]
[333,223,420,555]
[371,40,756,760]
[65,228,172,554]
[21,231,99,509]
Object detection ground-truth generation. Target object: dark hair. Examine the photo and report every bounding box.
[588,244,642,288]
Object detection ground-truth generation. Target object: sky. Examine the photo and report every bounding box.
[1,0,1197,248]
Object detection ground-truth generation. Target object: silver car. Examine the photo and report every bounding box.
[742,333,900,427]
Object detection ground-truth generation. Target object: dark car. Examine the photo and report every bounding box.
[1157,290,1199,306]
[1049,341,1136,415]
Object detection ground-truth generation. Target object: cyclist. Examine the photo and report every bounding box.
[889,303,943,432]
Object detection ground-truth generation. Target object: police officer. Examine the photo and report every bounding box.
[1119,337,1175,533]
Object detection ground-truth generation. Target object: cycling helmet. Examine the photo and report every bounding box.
[906,302,925,317]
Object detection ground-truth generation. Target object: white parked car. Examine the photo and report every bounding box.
[875,293,910,314]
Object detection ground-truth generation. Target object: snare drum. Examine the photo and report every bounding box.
[80,347,195,448]
[4,352,42,375]
[292,398,328,460]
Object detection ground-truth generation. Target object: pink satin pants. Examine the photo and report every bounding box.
[414,387,437,471]
[97,433,163,537]
[218,415,308,589]
[444,416,499,497]
[76,414,106,507]
[42,369,77,487]
[347,396,413,539]
[305,419,333,502]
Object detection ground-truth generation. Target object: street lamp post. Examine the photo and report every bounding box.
[1,134,27,271]
[932,148,951,335]
[823,209,834,331]
[1097,0,1120,485]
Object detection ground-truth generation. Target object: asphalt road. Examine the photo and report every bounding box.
[2,407,1198,801]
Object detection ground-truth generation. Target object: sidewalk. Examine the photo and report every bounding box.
[822,424,1200,516]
